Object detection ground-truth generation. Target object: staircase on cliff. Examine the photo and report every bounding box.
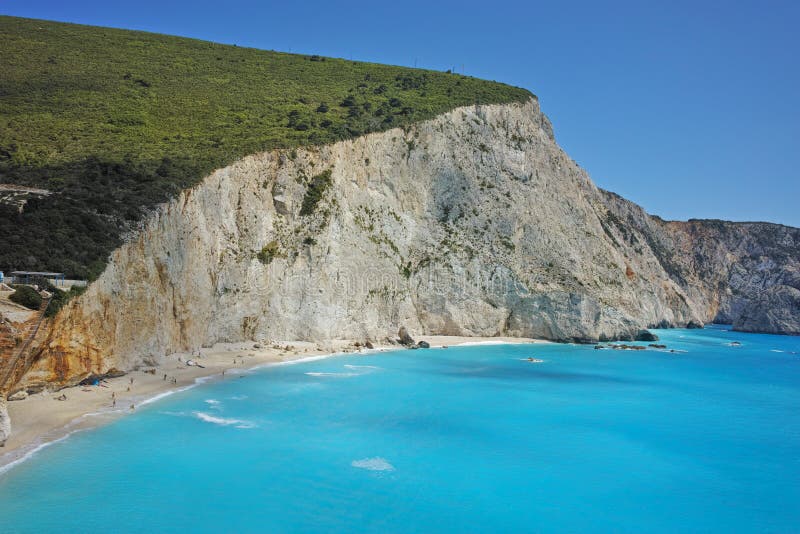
[0,298,50,394]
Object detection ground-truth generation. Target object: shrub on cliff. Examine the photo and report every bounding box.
[257,241,281,264]
[44,283,86,317]
[300,169,333,216]
[9,285,43,310]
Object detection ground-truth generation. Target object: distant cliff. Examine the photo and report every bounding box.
[600,193,800,333]
[16,98,798,390]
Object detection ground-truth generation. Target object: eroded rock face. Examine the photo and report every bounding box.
[0,400,9,446]
[17,99,799,388]
[734,285,800,335]
[600,192,800,334]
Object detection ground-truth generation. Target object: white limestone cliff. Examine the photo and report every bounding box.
[17,98,798,388]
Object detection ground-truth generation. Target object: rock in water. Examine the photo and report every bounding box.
[686,321,704,329]
[635,329,659,342]
[417,340,430,349]
[0,400,10,447]
[398,327,415,346]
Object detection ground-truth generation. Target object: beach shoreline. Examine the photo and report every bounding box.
[0,335,545,474]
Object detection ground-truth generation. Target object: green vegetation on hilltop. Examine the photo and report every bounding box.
[9,285,42,310]
[0,16,531,279]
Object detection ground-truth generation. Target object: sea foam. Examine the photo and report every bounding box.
[351,457,395,471]
[193,412,255,429]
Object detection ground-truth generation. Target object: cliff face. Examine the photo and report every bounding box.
[600,193,800,330]
[0,401,9,446]
[18,99,799,388]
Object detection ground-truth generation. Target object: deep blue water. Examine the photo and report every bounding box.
[1,327,799,533]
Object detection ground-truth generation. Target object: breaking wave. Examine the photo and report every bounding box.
[193,412,256,429]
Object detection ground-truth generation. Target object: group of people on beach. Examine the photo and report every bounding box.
[106,369,182,410]
[49,353,227,414]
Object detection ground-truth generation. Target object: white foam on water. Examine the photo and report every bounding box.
[351,457,395,471]
[229,395,248,400]
[204,399,221,409]
[138,385,194,407]
[0,431,79,476]
[266,353,344,368]
[770,349,784,353]
[0,348,369,476]
[344,364,379,370]
[305,365,380,378]
[193,411,256,429]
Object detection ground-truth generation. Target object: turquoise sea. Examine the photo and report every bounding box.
[1,326,799,533]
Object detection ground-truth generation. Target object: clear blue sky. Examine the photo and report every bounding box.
[3,0,798,226]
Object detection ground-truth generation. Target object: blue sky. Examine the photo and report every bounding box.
[3,0,798,226]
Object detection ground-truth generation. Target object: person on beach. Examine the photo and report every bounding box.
[130,404,135,411]
[163,373,167,381]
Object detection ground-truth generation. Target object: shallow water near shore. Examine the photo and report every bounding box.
[1,327,799,533]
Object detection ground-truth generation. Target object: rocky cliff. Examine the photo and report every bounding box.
[600,193,800,332]
[17,98,799,389]
[0,401,9,446]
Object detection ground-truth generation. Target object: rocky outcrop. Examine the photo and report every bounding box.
[15,98,799,389]
[0,400,9,446]
[397,327,415,347]
[635,330,659,342]
[734,285,800,335]
[7,390,27,401]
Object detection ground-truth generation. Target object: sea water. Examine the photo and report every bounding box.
[1,326,799,533]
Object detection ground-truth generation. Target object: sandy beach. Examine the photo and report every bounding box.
[0,335,545,472]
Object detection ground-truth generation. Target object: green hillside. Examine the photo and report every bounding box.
[0,16,531,279]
